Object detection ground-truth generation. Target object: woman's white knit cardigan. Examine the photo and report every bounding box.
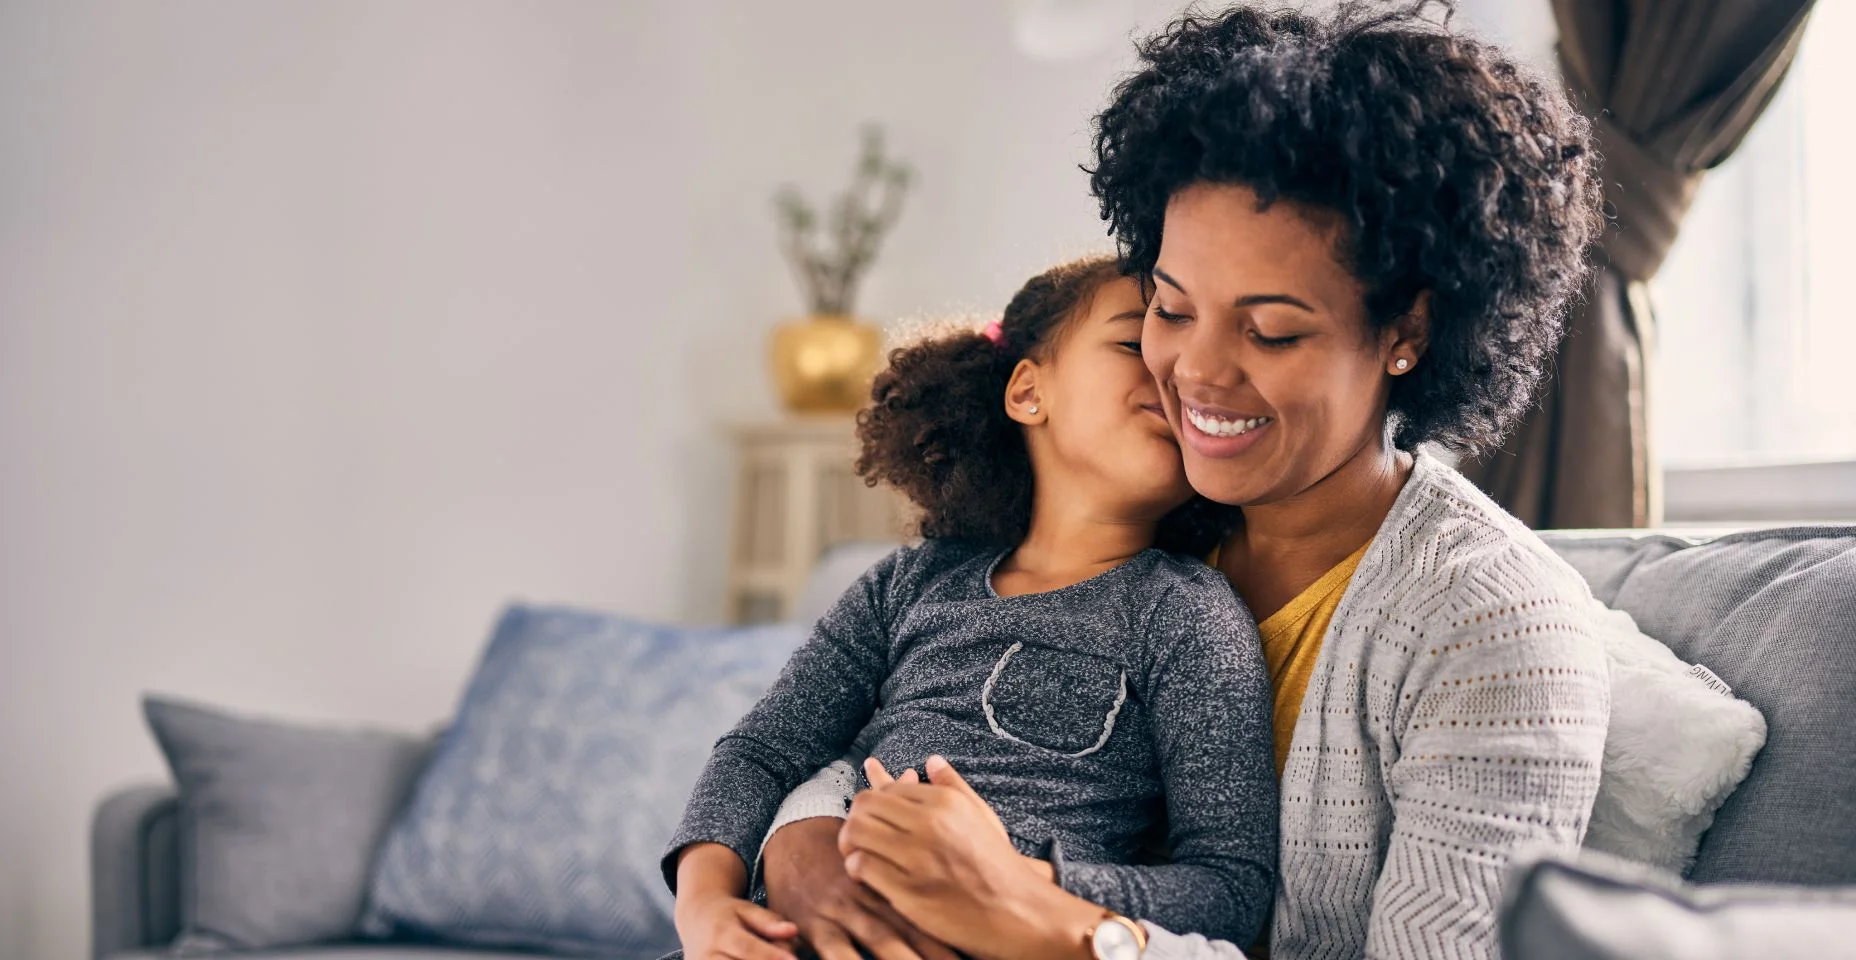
[767,452,1612,960]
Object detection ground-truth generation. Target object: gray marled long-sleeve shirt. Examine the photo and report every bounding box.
[663,539,1278,945]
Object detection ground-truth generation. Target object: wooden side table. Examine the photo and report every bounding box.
[726,417,906,623]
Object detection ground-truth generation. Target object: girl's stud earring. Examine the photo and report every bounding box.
[1394,358,1410,371]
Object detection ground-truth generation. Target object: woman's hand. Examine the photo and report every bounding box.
[759,815,960,960]
[839,757,1106,960]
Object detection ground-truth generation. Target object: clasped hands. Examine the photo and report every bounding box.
[685,755,1054,960]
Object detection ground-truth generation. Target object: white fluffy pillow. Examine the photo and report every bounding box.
[1583,606,1768,875]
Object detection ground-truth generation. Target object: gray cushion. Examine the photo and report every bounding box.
[1539,526,1856,884]
[1501,850,1856,960]
[143,696,431,953]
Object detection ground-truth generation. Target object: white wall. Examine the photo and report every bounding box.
[0,3,1539,957]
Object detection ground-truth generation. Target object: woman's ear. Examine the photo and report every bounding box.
[1384,290,1432,376]
[1005,358,1045,425]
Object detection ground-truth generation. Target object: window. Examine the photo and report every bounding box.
[1655,3,1856,468]
[1654,3,1856,521]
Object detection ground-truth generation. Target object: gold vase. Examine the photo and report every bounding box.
[770,314,883,413]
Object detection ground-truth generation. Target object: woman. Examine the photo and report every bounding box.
[755,4,1609,959]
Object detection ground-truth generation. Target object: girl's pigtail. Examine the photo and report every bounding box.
[855,330,1032,548]
[856,255,1123,548]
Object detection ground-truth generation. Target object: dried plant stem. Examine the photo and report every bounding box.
[774,126,912,316]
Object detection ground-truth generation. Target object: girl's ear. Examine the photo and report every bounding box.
[1005,358,1045,425]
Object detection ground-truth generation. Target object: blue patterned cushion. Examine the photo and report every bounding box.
[363,605,805,957]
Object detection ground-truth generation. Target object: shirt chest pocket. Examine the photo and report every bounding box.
[980,641,1129,757]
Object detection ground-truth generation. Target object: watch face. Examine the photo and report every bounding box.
[1092,919,1142,960]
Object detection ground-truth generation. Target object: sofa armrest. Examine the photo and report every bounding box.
[91,784,181,959]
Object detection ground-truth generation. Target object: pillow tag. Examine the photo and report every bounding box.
[1686,662,1734,698]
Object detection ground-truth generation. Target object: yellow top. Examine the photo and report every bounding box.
[1210,539,1374,775]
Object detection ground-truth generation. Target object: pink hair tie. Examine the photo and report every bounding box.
[982,319,1007,347]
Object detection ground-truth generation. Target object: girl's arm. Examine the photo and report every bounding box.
[673,843,799,960]
[660,549,906,890]
[1043,576,1278,945]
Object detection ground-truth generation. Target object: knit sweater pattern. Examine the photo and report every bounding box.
[667,541,1280,945]
[768,454,1611,960]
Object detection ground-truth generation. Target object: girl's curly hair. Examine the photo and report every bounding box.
[1090,1,1604,456]
[856,256,1238,555]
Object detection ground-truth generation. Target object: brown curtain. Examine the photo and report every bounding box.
[1461,0,1816,529]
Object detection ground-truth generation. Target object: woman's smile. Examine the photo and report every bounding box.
[1174,395,1275,459]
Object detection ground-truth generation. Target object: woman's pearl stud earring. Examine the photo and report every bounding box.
[1028,405,1039,414]
[1395,358,1410,371]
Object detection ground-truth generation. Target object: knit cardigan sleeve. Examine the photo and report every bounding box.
[1360,581,1610,959]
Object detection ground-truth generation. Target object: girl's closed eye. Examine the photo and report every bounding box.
[1117,340,1143,356]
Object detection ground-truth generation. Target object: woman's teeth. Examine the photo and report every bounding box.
[1185,408,1273,438]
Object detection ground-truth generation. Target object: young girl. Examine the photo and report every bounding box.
[664,257,1278,960]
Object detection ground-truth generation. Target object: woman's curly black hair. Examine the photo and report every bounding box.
[1090,1,1604,455]
[856,256,1239,555]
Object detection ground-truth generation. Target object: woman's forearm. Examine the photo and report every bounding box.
[963,879,1258,960]
[976,871,1259,960]
[961,873,1105,960]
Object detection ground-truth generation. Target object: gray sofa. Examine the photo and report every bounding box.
[92,525,1856,959]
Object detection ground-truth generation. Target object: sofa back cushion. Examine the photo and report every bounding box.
[795,541,904,625]
[142,697,432,953]
[1540,526,1856,885]
[363,605,806,957]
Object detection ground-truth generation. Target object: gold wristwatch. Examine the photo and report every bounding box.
[1088,913,1148,960]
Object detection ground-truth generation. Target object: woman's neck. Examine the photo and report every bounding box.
[1249,444,1409,545]
[1220,438,1413,617]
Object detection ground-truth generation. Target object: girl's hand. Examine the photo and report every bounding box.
[673,893,798,960]
[760,815,961,960]
[839,757,1105,960]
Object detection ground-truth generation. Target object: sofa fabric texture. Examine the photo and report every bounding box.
[91,786,182,958]
[361,605,805,957]
[141,696,433,954]
[1501,849,1856,960]
[1539,527,1856,883]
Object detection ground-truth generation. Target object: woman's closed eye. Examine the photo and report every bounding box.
[1250,329,1303,348]
[1151,305,1191,324]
